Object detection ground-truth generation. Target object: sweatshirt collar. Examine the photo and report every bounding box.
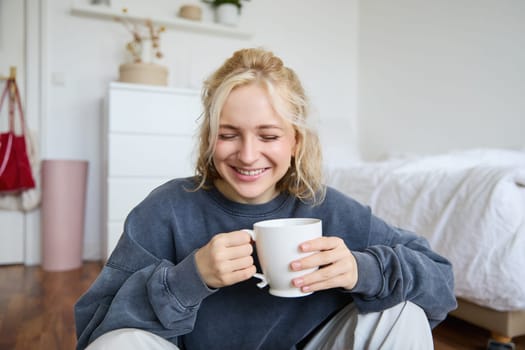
[205,185,292,217]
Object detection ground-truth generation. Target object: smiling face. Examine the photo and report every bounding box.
[212,84,297,204]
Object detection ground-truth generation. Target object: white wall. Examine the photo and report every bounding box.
[42,0,358,260]
[7,1,524,263]
[358,0,525,160]
[0,1,30,265]
[0,0,25,116]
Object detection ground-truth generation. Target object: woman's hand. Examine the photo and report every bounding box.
[195,230,256,289]
[290,236,358,293]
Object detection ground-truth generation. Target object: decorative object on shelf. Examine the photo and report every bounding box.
[91,0,110,5]
[178,4,202,21]
[71,4,253,39]
[116,8,165,63]
[203,0,250,26]
[115,8,169,86]
[119,62,169,86]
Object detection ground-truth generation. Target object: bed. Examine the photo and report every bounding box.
[325,148,525,346]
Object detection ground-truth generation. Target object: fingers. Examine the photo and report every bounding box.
[213,265,257,287]
[195,231,255,288]
[293,236,346,270]
[292,257,357,292]
[206,230,253,260]
[290,236,358,292]
[298,236,341,254]
[215,230,253,248]
[217,255,254,274]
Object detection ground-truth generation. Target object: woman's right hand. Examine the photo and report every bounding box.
[195,230,256,288]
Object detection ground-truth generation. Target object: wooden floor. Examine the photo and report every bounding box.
[0,262,524,350]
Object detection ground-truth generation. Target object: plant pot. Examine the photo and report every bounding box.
[179,4,202,21]
[119,62,168,86]
[215,3,239,26]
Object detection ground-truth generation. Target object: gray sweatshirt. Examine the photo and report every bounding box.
[75,177,456,350]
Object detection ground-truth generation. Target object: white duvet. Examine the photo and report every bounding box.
[326,149,525,311]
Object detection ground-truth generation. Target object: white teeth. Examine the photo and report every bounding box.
[236,168,265,176]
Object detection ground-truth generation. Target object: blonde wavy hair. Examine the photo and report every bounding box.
[194,47,325,205]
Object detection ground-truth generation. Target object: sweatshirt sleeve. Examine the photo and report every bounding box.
[74,218,216,350]
[349,214,457,328]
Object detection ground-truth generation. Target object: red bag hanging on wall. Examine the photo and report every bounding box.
[0,78,36,193]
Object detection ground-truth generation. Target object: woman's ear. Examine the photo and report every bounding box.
[292,130,301,157]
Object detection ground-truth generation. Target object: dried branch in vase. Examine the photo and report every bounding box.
[115,8,166,63]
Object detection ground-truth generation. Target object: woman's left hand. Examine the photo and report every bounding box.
[290,236,358,293]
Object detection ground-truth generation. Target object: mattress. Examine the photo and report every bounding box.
[325,148,525,311]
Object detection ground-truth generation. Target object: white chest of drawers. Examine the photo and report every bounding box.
[102,82,201,259]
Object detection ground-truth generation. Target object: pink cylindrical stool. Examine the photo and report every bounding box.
[41,159,88,271]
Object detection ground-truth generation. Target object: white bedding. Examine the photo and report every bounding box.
[325,149,525,311]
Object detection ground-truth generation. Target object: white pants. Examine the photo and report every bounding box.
[85,301,433,350]
[303,301,433,350]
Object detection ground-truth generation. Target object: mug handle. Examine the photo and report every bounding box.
[242,229,268,289]
[253,273,268,288]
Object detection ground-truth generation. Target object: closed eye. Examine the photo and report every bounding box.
[260,135,280,141]
[218,134,238,140]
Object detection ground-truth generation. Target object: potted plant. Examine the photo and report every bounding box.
[203,0,250,26]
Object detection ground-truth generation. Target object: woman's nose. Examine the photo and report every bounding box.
[238,137,259,164]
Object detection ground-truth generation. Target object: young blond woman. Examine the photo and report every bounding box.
[75,48,456,350]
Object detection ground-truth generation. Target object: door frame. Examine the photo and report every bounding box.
[23,0,47,265]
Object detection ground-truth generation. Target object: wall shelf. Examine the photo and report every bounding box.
[71,4,253,39]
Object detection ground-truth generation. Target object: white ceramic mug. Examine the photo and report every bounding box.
[244,218,322,298]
